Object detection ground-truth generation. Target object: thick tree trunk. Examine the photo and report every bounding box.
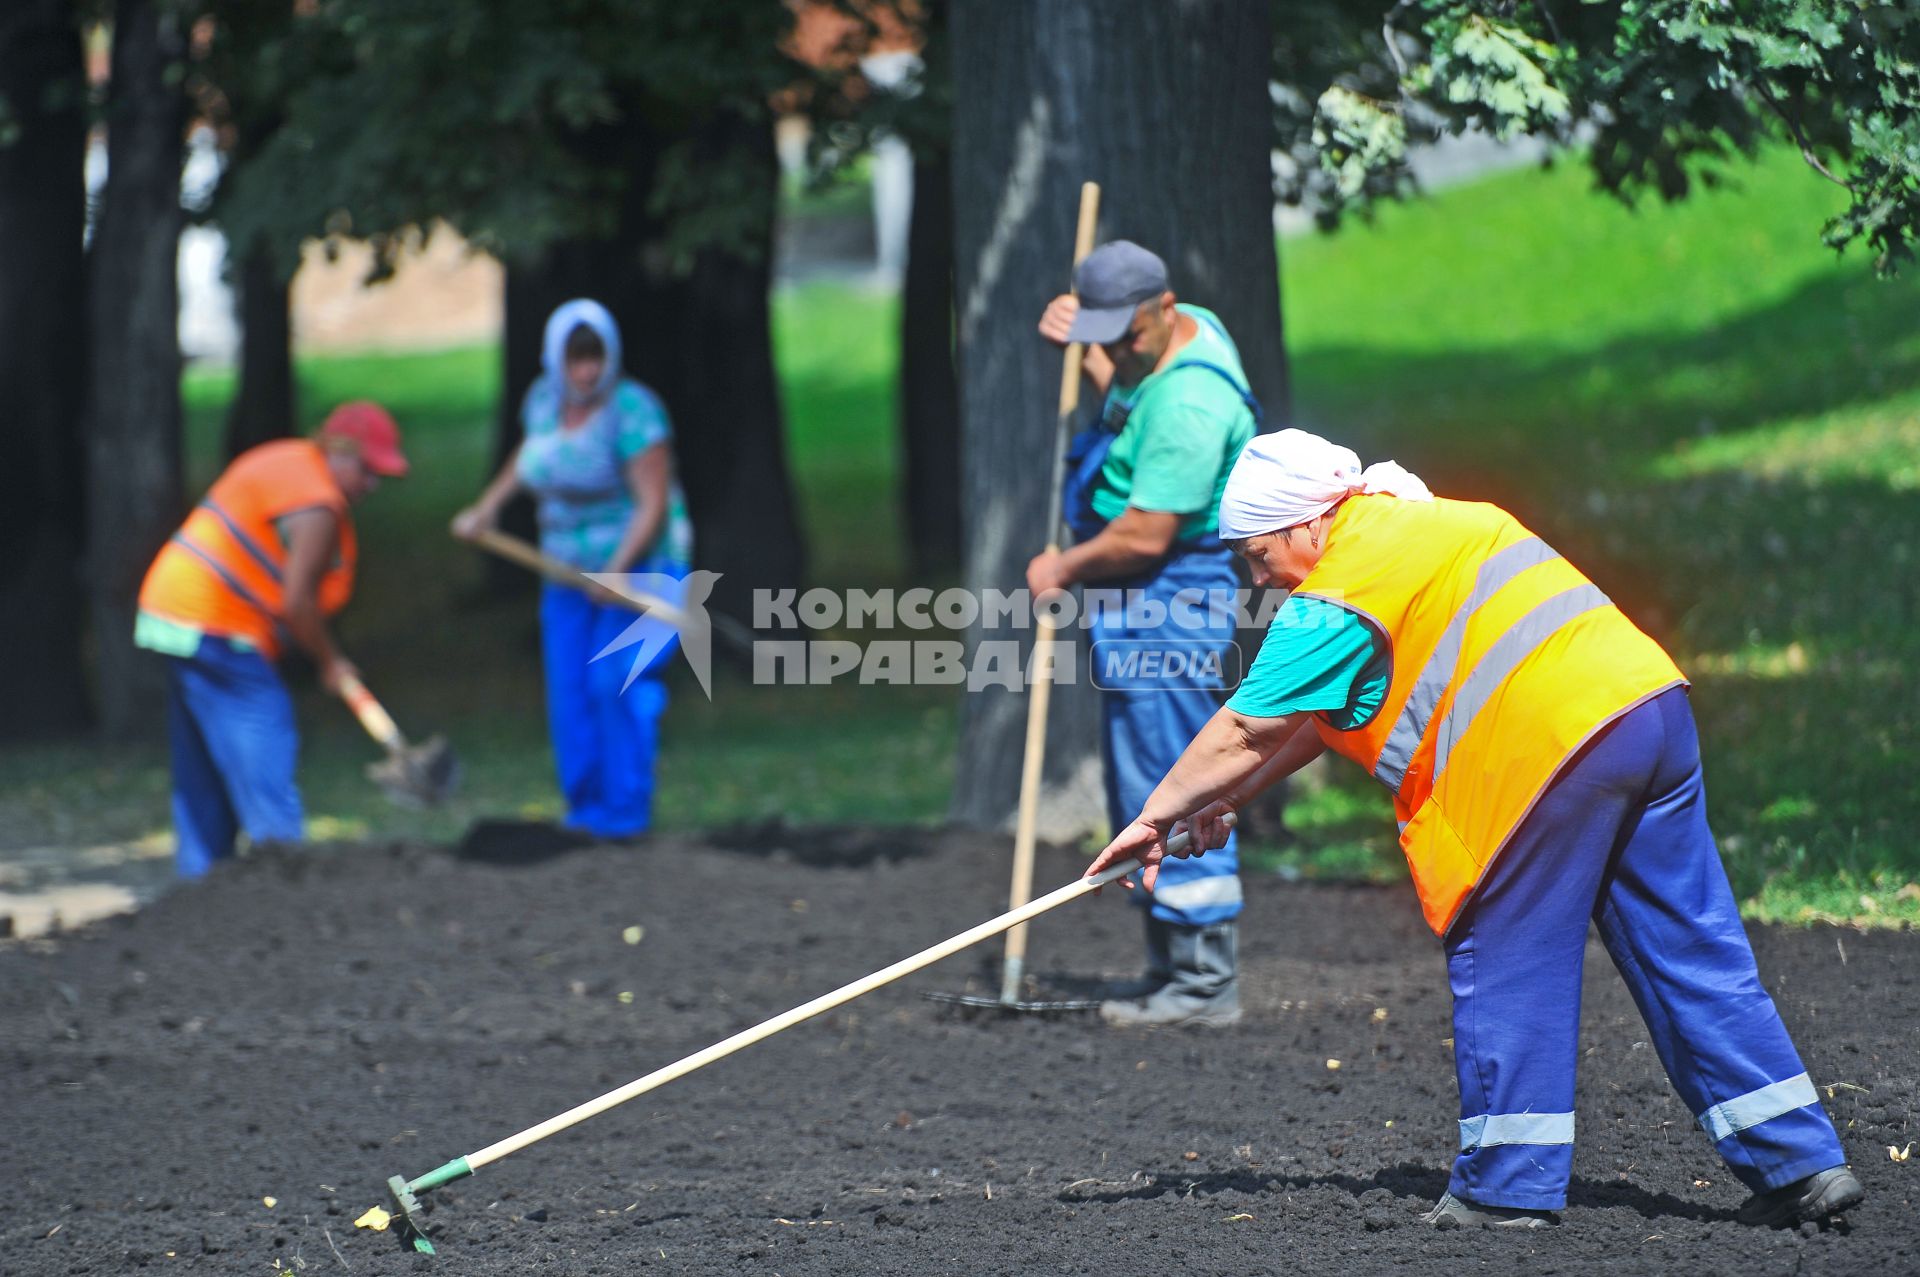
[948,0,1283,834]
[899,148,961,576]
[85,0,188,741]
[222,243,295,458]
[0,0,91,739]
[481,259,561,597]
[491,110,805,626]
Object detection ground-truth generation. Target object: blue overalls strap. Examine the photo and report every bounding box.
[1169,360,1263,430]
[1060,345,1263,550]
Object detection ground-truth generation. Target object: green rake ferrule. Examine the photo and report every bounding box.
[411,1157,474,1194]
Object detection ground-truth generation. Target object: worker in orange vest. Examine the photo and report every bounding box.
[135,403,409,878]
[1088,429,1863,1231]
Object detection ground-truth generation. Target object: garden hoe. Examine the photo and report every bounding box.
[337,672,459,807]
[462,526,757,657]
[379,819,1226,1257]
[926,178,1104,1015]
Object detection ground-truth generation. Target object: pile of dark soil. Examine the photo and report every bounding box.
[2,827,1914,1274]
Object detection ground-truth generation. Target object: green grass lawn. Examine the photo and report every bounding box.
[4,145,1914,926]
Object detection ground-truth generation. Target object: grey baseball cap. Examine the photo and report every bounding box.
[1065,240,1170,344]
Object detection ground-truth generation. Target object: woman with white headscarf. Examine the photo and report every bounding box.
[1085,428,1860,1233]
[454,299,694,838]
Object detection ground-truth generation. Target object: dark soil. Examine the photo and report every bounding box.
[3,828,1915,1275]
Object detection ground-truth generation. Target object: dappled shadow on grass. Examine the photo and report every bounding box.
[1296,264,1920,499]
[1290,264,1920,893]
[1555,471,1916,894]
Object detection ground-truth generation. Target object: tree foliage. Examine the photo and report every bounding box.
[218,0,836,278]
[1303,1,1920,271]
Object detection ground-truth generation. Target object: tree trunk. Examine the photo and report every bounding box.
[222,242,295,458]
[0,0,91,739]
[85,0,187,742]
[947,0,1283,834]
[899,147,961,576]
[481,258,559,597]
[491,109,805,626]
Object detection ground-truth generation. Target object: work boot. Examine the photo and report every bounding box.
[1099,914,1173,1000]
[1421,1193,1558,1230]
[1735,1166,1865,1227]
[1099,920,1241,1027]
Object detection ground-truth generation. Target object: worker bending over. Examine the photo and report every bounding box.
[136,404,408,878]
[1088,428,1864,1230]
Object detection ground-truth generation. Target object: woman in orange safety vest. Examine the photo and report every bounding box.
[135,403,407,877]
[1087,429,1863,1232]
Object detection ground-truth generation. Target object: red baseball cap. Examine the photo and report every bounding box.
[319,401,409,477]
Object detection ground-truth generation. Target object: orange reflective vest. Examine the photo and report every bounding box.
[137,440,357,660]
[1293,495,1685,935]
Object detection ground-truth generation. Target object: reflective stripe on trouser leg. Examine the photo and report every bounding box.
[1443,694,1677,1210]
[1593,690,1844,1193]
[1459,1112,1576,1150]
[1093,550,1242,927]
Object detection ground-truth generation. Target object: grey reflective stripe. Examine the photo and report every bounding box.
[197,499,285,584]
[1431,584,1612,786]
[1459,1111,1576,1149]
[1698,1073,1818,1143]
[1149,874,1243,911]
[167,535,292,645]
[1373,537,1560,791]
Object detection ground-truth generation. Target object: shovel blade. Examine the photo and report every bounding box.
[368,735,461,808]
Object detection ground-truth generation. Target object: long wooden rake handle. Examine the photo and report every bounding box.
[1002,179,1102,1003]
[394,819,1226,1200]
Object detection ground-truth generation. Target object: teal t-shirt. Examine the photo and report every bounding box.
[1091,304,1257,541]
[1226,595,1390,730]
[516,375,694,573]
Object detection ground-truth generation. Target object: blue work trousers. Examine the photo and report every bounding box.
[164,637,305,878]
[1446,686,1845,1209]
[539,582,678,838]
[1091,547,1242,926]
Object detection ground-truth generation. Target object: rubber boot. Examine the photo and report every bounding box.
[1422,1193,1558,1230]
[1735,1166,1864,1227]
[1099,914,1173,1000]
[1099,920,1241,1027]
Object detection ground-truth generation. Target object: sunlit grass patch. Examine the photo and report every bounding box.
[1649,389,1920,492]
[1741,871,1920,930]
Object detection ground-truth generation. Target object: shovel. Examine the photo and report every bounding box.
[336,672,460,807]
[379,816,1226,1256]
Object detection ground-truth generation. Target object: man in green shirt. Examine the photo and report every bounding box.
[1029,240,1258,1026]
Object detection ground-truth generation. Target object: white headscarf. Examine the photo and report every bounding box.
[1217,428,1432,540]
[542,298,623,405]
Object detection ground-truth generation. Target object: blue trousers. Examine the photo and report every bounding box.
[539,583,677,838]
[164,637,304,878]
[1446,686,1845,1209]
[1091,547,1242,926]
